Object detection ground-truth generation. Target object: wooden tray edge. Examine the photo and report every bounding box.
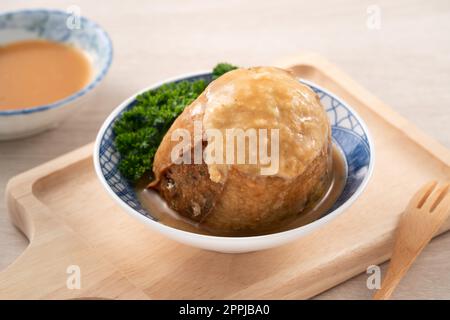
[276,52,450,168]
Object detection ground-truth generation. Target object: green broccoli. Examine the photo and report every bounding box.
[113,63,238,183]
[212,63,238,80]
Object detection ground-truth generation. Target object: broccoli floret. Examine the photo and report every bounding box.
[113,63,237,183]
[212,63,238,80]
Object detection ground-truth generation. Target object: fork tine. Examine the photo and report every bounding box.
[440,192,450,210]
[412,181,438,209]
[424,183,450,212]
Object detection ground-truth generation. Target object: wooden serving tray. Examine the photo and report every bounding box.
[2,54,450,300]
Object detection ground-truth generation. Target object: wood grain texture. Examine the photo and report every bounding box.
[1,0,450,299]
[372,182,450,300]
[1,55,449,300]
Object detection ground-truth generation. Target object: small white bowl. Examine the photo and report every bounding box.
[94,72,375,253]
[0,9,113,140]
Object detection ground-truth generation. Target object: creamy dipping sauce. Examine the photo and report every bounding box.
[137,145,347,237]
[0,39,92,110]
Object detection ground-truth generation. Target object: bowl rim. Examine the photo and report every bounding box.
[0,8,113,116]
[94,70,375,242]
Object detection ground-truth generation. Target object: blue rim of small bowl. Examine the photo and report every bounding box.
[0,8,113,116]
[94,71,375,241]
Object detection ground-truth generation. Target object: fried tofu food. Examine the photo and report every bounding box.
[149,67,332,235]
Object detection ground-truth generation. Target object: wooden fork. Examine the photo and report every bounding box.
[373,181,450,300]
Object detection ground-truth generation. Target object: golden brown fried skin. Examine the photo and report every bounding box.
[149,67,332,235]
[152,142,331,234]
[157,162,223,223]
[202,141,331,233]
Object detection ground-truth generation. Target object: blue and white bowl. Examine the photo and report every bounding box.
[0,9,112,140]
[94,72,375,253]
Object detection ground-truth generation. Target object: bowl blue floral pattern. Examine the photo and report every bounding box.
[96,73,373,229]
[0,9,112,116]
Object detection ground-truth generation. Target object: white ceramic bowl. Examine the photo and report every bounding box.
[94,71,375,253]
[0,9,112,140]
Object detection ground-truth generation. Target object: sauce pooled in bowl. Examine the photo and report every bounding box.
[0,39,92,110]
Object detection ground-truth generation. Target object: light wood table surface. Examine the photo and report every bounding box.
[1,0,450,299]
